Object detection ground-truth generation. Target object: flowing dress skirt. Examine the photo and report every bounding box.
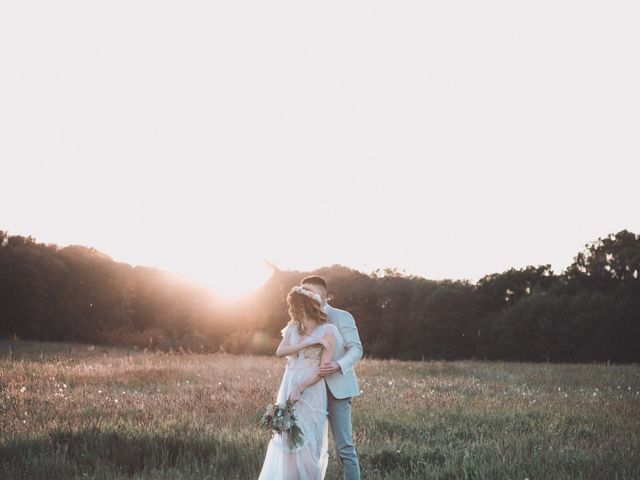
[258,358,329,480]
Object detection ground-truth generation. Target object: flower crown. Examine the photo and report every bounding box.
[291,285,322,305]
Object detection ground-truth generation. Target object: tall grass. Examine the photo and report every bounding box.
[1,341,639,479]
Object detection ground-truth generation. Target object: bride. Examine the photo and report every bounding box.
[257,285,344,480]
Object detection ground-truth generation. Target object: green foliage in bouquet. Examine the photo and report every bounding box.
[260,398,305,449]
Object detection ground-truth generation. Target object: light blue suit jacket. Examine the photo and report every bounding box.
[323,303,364,399]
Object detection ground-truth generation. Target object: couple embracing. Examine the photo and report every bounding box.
[258,275,363,480]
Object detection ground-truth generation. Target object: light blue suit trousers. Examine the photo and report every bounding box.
[326,384,361,480]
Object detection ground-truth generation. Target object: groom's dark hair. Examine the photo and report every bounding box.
[301,275,327,290]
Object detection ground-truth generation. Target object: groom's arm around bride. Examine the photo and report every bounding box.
[319,308,363,379]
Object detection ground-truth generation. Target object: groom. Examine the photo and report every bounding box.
[301,275,363,480]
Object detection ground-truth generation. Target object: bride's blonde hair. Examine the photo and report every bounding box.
[286,286,328,336]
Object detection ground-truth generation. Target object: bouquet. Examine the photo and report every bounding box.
[260,398,305,449]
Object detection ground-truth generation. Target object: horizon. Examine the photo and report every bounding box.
[1,225,630,298]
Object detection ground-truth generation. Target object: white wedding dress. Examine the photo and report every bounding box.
[258,321,344,480]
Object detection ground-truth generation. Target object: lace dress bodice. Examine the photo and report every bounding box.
[301,343,322,361]
[280,322,342,369]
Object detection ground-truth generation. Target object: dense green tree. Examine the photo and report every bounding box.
[565,229,640,288]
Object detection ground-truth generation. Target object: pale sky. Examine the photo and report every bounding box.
[1,1,639,297]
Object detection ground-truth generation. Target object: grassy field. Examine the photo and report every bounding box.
[1,340,639,480]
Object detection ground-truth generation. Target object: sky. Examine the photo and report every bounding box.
[1,1,639,297]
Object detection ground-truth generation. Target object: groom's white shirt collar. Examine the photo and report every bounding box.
[322,302,330,312]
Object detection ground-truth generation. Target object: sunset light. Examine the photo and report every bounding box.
[180,257,275,299]
[1,2,639,479]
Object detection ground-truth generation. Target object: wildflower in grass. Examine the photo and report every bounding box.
[259,398,304,449]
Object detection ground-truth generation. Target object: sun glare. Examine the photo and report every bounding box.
[188,260,274,299]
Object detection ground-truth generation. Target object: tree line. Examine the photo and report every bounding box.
[1,229,638,363]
